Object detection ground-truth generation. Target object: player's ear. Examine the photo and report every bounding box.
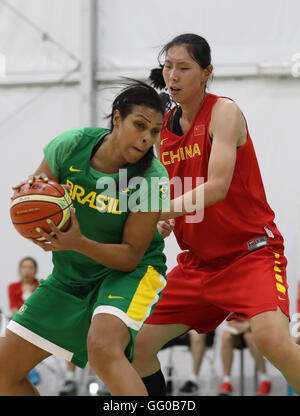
[112,109,122,128]
[203,65,213,82]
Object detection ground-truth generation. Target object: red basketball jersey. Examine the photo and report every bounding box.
[160,93,283,262]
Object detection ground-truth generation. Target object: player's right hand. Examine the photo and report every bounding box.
[157,219,175,239]
[11,173,49,198]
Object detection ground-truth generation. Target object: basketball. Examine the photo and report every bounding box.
[10,180,73,241]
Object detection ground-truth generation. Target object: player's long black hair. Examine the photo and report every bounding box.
[149,33,212,92]
[107,79,169,182]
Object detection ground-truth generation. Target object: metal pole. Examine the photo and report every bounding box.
[240,349,244,396]
[80,0,97,126]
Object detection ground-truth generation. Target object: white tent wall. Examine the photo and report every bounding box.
[0,84,81,310]
[0,0,81,73]
[97,0,300,70]
[0,0,299,395]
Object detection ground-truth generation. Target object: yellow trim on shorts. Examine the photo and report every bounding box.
[126,265,166,325]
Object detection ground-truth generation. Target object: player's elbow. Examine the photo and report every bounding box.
[118,259,141,273]
[214,182,230,203]
[118,252,144,273]
[217,186,229,202]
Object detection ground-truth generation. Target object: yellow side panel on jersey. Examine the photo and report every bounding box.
[126,265,166,324]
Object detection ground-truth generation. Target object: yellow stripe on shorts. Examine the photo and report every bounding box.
[276,282,286,295]
[126,265,166,325]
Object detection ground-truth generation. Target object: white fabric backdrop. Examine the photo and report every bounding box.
[97,0,300,69]
[0,0,80,73]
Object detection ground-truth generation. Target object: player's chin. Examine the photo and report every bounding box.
[127,148,147,163]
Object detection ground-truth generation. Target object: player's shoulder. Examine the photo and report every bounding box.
[82,127,110,139]
[55,127,84,140]
[54,126,105,140]
[53,127,108,147]
[213,96,242,115]
[211,96,244,127]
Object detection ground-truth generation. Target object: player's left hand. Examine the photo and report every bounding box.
[157,219,175,239]
[31,209,83,252]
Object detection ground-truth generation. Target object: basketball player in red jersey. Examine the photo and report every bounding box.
[133,34,300,395]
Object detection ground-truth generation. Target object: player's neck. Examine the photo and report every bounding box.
[180,91,206,126]
[91,132,127,174]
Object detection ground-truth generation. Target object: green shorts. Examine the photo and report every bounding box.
[8,265,166,368]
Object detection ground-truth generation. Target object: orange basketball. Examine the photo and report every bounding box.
[10,180,73,241]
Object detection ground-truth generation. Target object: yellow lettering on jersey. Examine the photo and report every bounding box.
[162,152,170,165]
[66,179,123,215]
[161,144,202,166]
[107,197,115,213]
[170,149,181,164]
[179,147,185,160]
[66,180,74,198]
[81,191,97,209]
[112,199,122,214]
[73,185,85,203]
[184,145,193,158]
[193,143,201,157]
[96,194,108,212]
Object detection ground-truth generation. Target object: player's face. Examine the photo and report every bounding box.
[115,105,163,164]
[19,260,36,281]
[163,45,211,104]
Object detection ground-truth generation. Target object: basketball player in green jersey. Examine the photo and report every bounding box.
[0,81,170,396]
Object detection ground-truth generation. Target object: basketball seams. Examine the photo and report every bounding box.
[11,202,72,225]
[10,194,67,207]
[46,181,65,197]
[10,180,73,240]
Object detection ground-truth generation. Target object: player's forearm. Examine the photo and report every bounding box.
[74,237,141,272]
[159,180,226,221]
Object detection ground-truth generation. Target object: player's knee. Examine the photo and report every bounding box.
[87,336,122,371]
[252,328,290,364]
[221,330,232,344]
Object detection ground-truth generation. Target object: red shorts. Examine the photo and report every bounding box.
[147,244,290,333]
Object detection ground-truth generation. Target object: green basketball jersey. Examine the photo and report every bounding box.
[43,127,170,287]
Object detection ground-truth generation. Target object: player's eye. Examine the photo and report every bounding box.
[152,129,160,136]
[135,122,146,130]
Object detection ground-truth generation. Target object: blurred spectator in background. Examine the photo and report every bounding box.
[8,257,40,385]
[219,318,271,396]
[8,256,79,394]
[8,257,39,316]
[179,330,215,394]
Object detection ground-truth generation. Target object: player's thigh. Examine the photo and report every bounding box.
[134,323,190,357]
[0,329,51,379]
